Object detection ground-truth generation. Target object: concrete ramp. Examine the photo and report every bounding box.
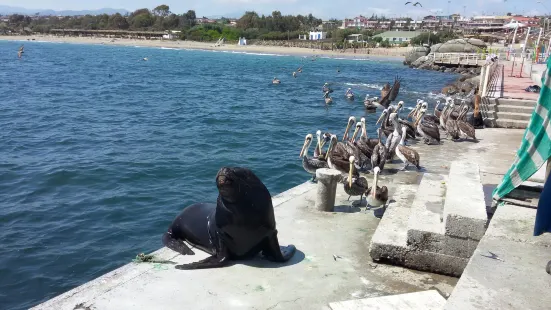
[329,290,446,310]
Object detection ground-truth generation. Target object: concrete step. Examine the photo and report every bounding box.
[496,111,532,121]
[329,290,446,310]
[370,178,469,277]
[496,98,537,108]
[496,104,534,114]
[495,118,529,129]
[443,161,487,241]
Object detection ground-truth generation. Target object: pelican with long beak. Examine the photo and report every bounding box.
[343,156,369,205]
[327,135,358,178]
[415,108,441,145]
[407,102,421,121]
[396,126,421,171]
[371,128,387,172]
[366,167,388,209]
[343,116,356,141]
[456,105,477,141]
[313,130,330,160]
[376,109,394,138]
[385,112,402,160]
[300,134,329,181]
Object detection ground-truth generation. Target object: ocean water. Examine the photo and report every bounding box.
[0,40,457,310]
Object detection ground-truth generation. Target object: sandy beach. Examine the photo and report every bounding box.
[0,34,409,60]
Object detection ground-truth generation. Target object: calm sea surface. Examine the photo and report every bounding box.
[0,40,457,309]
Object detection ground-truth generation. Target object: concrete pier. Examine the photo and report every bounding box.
[33,128,530,310]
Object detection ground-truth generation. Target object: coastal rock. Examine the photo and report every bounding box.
[431,38,487,54]
[442,85,459,95]
[404,46,430,65]
[411,55,429,67]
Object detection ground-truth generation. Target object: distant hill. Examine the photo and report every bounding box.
[0,5,130,16]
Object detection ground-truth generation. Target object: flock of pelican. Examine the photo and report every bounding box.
[299,94,478,209]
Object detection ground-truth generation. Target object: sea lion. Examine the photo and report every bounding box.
[162,167,296,270]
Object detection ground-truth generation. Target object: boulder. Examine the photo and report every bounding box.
[404,46,430,65]
[431,38,487,54]
[411,55,429,67]
[442,85,459,95]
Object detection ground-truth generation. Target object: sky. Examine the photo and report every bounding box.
[0,0,547,19]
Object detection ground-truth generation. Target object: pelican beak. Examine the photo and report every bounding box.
[376,113,384,125]
[344,121,353,141]
[299,139,308,158]
[372,169,379,198]
[351,125,360,142]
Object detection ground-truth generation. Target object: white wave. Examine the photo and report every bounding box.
[344,82,384,89]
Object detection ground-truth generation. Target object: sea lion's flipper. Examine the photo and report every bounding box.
[162,232,195,255]
[261,231,296,262]
[175,253,230,270]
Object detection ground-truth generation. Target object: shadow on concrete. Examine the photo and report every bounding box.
[238,249,306,269]
[333,204,363,213]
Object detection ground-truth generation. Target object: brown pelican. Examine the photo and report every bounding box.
[457,105,477,141]
[327,135,359,178]
[376,109,395,138]
[445,103,460,140]
[348,123,369,169]
[407,100,422,121]
[434,100,443,118]
[354,118,378,160]
[18,45,24,58]
[421,101,439,124]
[364,95,377,112]
[440,102,450,129]
[396,126,421,171]
[360,118,379,149]
[272,77,281,84]
[297,66,303,73]
[343,116,356,141]
[366,167,389,208]
[375,76,401,108]
[300,134,329,181]
[345,88,355,100]
[343,156,369,205]
[313,130,330,160]
[293,72,297,78]
[415,108,441,145]
[385,112,402,160]
[371,128,387,171]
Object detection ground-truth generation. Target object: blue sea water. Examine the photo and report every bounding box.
[0,40,457,310]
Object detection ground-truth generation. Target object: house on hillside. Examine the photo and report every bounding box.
[373,31,422,45]
[309,31,327,40]
[347,34,364,43]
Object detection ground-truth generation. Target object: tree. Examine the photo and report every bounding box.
[153,5,170,17]
[380,38,391,48]
[108,13,129,29]
[507,12,512,16]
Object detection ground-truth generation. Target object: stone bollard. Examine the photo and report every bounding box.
[314,168,342,212]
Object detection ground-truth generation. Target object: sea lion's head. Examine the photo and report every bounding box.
[216,167,266,204]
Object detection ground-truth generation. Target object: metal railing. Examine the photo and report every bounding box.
[431,53,487,66]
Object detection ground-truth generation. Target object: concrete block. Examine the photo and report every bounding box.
[496,118,529,129]
[403,251,468,277]
[496,104,534,114]
[408,233,478,259]
[329,290,446,310]
[443,161,487,240]
[445,206,551,310]
[496,98,537,108]
[496,111,532,121]
[314,168,342,211]
[406,173,446,246]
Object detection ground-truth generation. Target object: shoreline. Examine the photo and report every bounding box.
[0,35,406,61]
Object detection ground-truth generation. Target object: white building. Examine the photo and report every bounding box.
[309,31,327,40]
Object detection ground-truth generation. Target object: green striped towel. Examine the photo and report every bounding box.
[492,57,551,202]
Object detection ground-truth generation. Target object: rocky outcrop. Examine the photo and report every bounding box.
[404,46,430,65]
[430,38,486,54]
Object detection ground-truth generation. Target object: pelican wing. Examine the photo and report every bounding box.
[457,120,476,139]
[423,121,441,141]
[380,83,391,99]
[388,76,401,102]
